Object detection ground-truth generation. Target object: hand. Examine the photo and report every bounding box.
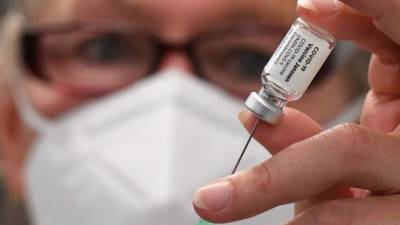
[193,0,400,224]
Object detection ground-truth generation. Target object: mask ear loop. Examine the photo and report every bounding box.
[12,77,55,133]
[3,13,55,134]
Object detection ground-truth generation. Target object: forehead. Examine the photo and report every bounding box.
[27,0,297,32]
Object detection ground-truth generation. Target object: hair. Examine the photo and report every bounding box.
[0,0,11,17]
[0,184,31,225]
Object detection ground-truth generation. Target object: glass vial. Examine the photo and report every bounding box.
[245,18,336,124]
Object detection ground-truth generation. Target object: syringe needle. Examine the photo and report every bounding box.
[231,118,260,175]
[196,118,260,225]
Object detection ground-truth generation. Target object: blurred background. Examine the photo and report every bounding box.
[0,0,11,16]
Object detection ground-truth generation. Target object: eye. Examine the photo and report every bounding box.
[230,49,270,78]
[217,48,270,82]
[77,34,133,64]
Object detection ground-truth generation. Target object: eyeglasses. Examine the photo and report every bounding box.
[21,21,335,98]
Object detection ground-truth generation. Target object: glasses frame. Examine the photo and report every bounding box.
[20,21,336,92]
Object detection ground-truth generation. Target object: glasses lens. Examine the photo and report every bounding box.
[35,27,156,96]
[195,32,281,97]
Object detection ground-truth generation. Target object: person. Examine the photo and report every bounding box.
[0,0,369,224]
[194,0,400,224]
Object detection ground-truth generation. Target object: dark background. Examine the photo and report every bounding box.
[0,0,11,17]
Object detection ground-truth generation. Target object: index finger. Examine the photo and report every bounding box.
[297,0,400,61]
[339,0,400,45]
[239,108,321,154]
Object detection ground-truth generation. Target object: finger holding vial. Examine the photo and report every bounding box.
[238,108,321,155]
[297,0,400,60]
[297,0,400,95]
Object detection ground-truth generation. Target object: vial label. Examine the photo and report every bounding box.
[263,22,333,95]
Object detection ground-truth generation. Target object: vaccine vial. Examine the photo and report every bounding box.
[245,18,336,124]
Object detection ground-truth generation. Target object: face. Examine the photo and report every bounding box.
[0,0,348,199]
[23,0,297,117]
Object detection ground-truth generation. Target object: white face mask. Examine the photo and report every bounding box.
[17,69,293,225]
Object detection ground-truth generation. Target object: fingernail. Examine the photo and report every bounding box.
[193,182,233,211]
[238,110,249,126]
[298,0,339,16]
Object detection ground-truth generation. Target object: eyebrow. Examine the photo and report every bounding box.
[73,0,295,37]
[195,3,296,36]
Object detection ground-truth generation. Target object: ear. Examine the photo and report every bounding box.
[0,78,35,201]
[0,11,34,201]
